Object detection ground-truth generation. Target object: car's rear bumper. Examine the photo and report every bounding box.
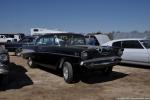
[80,56,121,69]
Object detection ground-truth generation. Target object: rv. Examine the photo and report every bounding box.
[31,28,66,36]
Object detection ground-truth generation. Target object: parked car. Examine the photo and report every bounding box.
[5,36,35,56]
[0,46,10,84]
[22,33,123,83]
[102,38,150,66]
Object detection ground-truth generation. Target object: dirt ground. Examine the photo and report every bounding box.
[0,53,150,100]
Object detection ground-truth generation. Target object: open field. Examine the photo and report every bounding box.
[0,53,150,100]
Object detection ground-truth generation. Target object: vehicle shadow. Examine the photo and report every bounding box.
[119,63,150,70]
[38,66,62,77]
[81,71,128,84]
[37,66,128,84]
[0,63,33,91]
[8,52,16,56]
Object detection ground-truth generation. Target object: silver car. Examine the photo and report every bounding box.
[102,38,150,66]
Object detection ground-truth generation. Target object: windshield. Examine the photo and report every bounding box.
[55,34,86,46]
[140,40,150,49]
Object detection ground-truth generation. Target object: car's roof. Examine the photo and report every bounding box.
[110,38,145,42]
[24,36,35,38]
[109,38,145,42]
[22,36,35,39]
[102,38,146,46]
[43,33,84,36]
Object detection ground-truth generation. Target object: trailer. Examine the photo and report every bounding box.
[31,28,67,36]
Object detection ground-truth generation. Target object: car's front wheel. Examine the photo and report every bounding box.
[27,57,36,68]
[62,61,79,83]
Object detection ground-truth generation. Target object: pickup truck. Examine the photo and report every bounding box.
[0,35,16,43]
[5,36,35,56]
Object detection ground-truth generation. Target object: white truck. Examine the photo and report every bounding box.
[0,35,15,43]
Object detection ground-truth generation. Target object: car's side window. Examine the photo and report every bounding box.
[54,38,65,46]
[54,35,66,46]
[36,38,43,45]
[43,37,54,45]
[140,40,150,49]
[112,41,121,47]
[122,40,143,49]
[36,36,55,46]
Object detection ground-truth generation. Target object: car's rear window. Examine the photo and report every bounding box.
[140,40,150,49]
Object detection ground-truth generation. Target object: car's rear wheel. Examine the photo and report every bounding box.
[27,57,36,68]
[62,61,79,83]
[102,66,113,75]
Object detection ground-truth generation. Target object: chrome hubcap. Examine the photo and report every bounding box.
[28,58,32,66]
[17,52,21,56]
[63,65,69,80]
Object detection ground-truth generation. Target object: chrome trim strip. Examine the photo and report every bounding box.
[37,52,80,58]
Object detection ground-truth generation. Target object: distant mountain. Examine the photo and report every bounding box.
[113,31,150,39]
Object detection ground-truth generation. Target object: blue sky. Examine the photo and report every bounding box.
[0,0,150,34]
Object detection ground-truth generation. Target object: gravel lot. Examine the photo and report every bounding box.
[0,53,150,100]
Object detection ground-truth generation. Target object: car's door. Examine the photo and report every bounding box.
[35,35,59,69]
[140,40,150,64]
[147,49,150,64]
[121,40,149,64]
[29,37,43,64]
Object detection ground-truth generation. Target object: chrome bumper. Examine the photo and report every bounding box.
[80,56,121,69]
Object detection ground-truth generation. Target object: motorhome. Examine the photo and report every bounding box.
[31,28,66,36]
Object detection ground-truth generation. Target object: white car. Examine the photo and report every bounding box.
[102,38,150,66]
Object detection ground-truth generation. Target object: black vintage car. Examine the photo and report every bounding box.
[22,33,123,83]
[0,46,10,84]
[5,36,35,56]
